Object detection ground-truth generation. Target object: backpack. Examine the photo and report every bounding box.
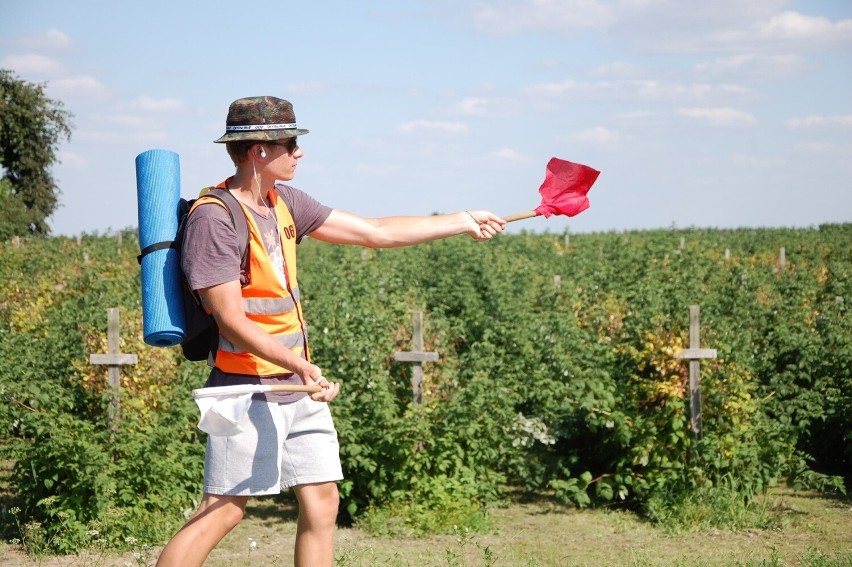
[138,188,250,361]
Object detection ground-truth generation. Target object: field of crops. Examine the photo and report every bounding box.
[0,224,849,557]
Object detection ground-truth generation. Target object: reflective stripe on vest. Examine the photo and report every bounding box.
[193,181,308,376]
[218,328,306,353]
[242,287,300,315]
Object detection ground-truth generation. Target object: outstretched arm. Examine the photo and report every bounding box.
[308,209,506,248]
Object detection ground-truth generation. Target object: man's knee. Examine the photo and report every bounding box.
[296,483,340,525]
[220,501,247,529]
[196,494,248,530]
[314,483,340,518]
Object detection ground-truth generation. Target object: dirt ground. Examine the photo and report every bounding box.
[1,489,850,566]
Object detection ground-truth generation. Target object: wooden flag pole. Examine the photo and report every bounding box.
[503,210,537,223]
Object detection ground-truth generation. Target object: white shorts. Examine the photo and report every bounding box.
[203,396,343,496]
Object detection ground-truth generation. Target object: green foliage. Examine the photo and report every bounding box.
[0,224,850,555]
[0,68,73,237]
[0,178,30,241]
[0,231,206,554]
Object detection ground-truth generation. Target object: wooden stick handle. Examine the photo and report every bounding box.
[503,210,538,223]
[267,384,322,393]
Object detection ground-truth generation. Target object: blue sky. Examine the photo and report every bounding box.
[2,0,851,236]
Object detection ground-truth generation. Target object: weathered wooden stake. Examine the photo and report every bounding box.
[393,311,439,404]
[674,305,717,437]
[89,308,138,429]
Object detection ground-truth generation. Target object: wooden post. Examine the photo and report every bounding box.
[673,305,717,437]
[393,311,439,404]
[779,247,786,271]
[89,308,138,429]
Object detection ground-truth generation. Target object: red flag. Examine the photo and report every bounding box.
[504,158,600,223]
[534,158,600,218]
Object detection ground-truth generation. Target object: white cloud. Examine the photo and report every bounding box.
[613,110,661,126]
[77,129,169,144]
[50,75,107,98]
[43,29,74,49]
[110,114,157,129]
[463,2,851,54]
[758,11,852,42]
[590,61,650,79]
[571,126,622,144]
[788,115,852,128]
[677,107,757,126]
[524,79,646,100]
[2,29,75,51]
[455,97,492,116]
[635,80,716,100]
[794,141,852,157]
[470,0,614,35]
[490,148,530,163]
[694,53,806,81]
[1,53,65,77]
[453,96,518,117]
[57,150,87,169]
[523,78,756,104]
[399,120,468,133]
[699,9,852,52]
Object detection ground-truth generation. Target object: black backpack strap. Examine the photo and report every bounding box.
[137,189,252,281]
[137,240,176,263]
[201,188,251,287]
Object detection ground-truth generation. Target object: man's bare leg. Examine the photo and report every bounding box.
[156,493,248,567]
[293,482,339,567]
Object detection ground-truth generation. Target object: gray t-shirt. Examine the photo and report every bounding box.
[181,182,332,402]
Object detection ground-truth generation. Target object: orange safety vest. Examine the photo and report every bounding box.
[190,181,309,376]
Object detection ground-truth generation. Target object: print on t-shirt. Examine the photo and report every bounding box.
[263,225,288,289]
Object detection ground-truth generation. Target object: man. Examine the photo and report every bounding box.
[156,96,505,566]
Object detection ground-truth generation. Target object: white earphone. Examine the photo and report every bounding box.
[259,147,267,158]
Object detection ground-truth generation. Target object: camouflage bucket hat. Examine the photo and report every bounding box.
[214,96,309,143]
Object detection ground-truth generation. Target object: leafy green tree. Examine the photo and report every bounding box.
[0,68,73,238]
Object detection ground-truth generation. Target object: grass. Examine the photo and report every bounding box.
[0,488,850,566]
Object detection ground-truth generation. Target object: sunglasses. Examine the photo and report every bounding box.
[271,137,299,154]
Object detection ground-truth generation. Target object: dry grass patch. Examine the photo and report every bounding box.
[1,488,850,566]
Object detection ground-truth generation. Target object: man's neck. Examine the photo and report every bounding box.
[229,169,270,211]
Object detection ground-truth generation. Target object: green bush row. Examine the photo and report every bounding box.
[0,224,849,553]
